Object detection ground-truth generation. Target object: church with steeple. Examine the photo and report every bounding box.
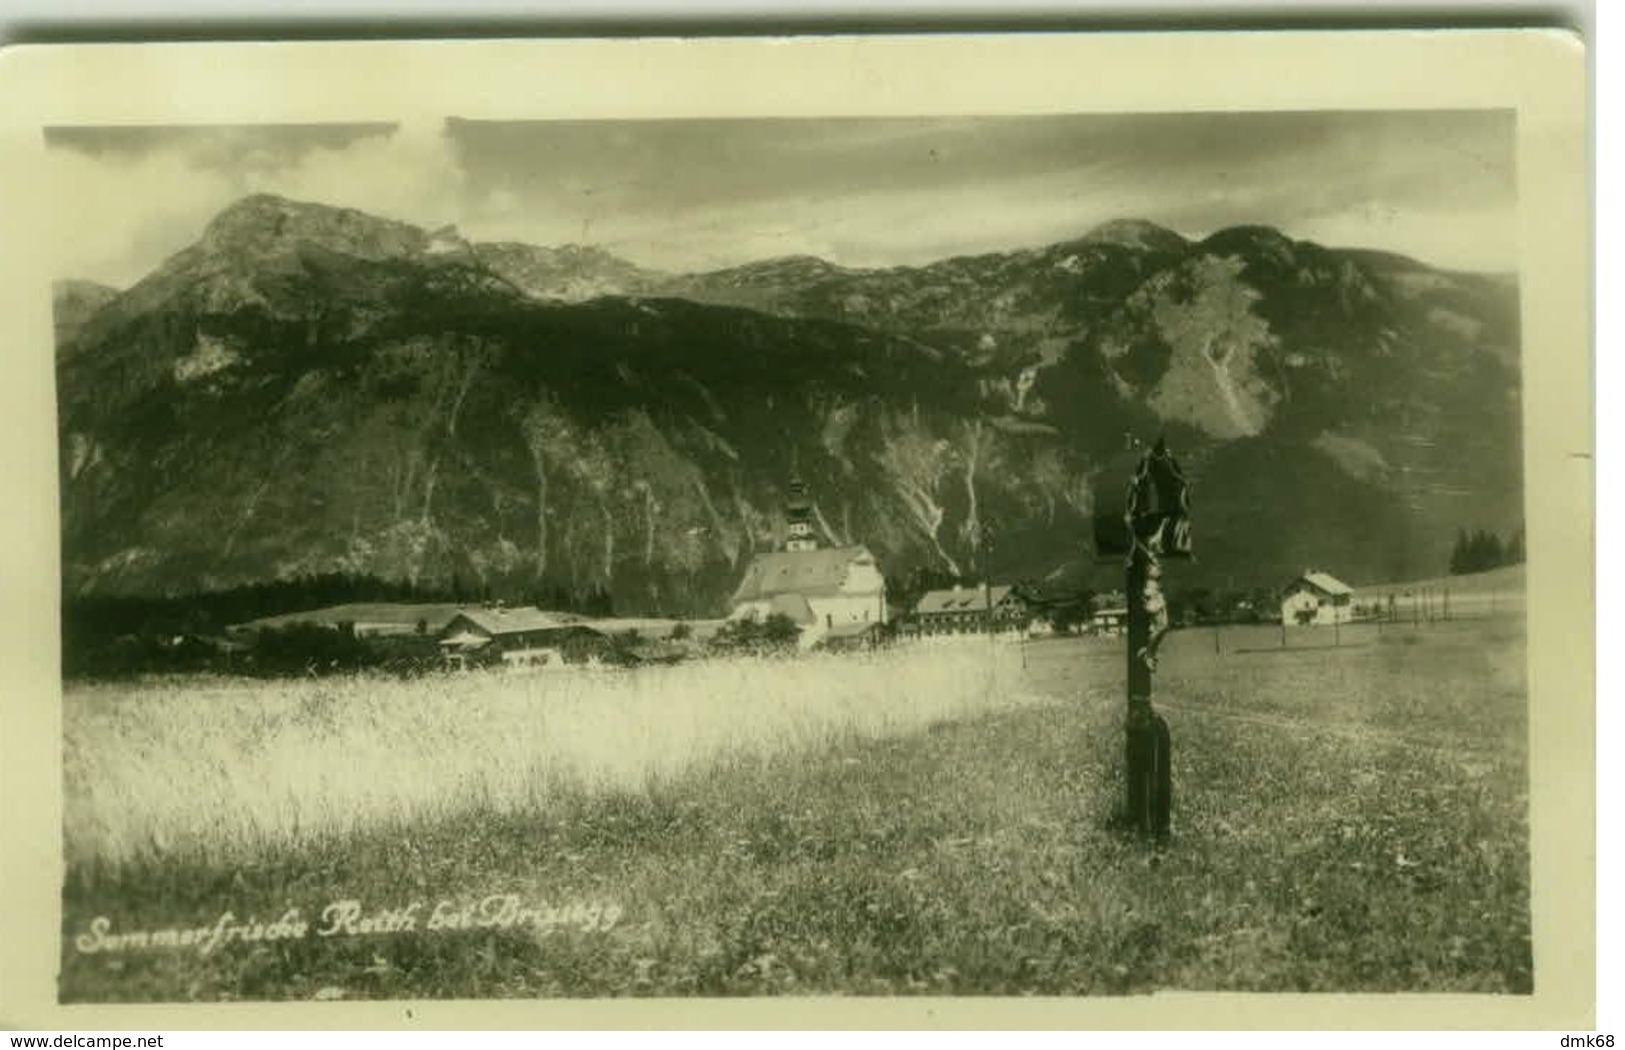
[728,475,888,645]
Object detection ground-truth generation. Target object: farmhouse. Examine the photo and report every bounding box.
[728,478,887,646]
[1280,570,1355,626]
[437,606,610,669]
[910,584,1025,636]
[1089,606,1128,636]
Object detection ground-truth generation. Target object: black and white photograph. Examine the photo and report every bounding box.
[0,32,1592,1026]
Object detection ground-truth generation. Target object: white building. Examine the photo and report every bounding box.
[1280,570,1355,626]
[730,546,888,645]
[1090,606,1129,636]
[911,584,1026,635]
[728,477,886,646]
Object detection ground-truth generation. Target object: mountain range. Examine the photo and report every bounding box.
[55,193,1523,614]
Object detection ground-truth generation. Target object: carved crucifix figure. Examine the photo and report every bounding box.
[1119,436,1190,842]
[1137,559,1171,672]
[1125,438,1189,672]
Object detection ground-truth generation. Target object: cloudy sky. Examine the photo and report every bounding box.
[46,110,1516,288]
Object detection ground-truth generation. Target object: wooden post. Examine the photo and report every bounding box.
[1126,550,1151,704]
[978,520,996,643]
[1123,545,1169,841]
[1095,435,1184,843]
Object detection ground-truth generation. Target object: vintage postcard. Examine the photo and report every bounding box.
[0,30,1591,1030]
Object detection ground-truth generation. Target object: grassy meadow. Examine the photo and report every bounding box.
[60,618,1531,1001]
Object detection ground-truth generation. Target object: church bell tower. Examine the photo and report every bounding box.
[784,477,818,552]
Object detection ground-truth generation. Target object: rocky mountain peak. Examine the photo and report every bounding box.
[470,240,662,301]
[711,254,859,285]
[198,193,430,263]
[1200,224,1301,264]
[53,279,122,351]
[1078,218,1189,254]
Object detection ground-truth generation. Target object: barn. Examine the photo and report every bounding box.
[1280,570,1355,626]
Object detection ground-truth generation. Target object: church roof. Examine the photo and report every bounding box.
[731,546,880,604]
[767,593,817,625]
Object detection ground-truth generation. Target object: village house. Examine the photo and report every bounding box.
[818,620,889,652]
[909,584,1026,636]
[437,605,611,670]
[1280,570,1355,626]
[728,478,887,647]
[1079,590,1128,636]
[1089,605,1129,636]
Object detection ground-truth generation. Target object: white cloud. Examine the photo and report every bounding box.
[1293,202,1519,273]
[248,120,465,232]
[47,145,240,287]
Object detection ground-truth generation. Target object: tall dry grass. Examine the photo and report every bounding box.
[64,642,1038,870]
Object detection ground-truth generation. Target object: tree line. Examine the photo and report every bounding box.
[1448,526,1525,576]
